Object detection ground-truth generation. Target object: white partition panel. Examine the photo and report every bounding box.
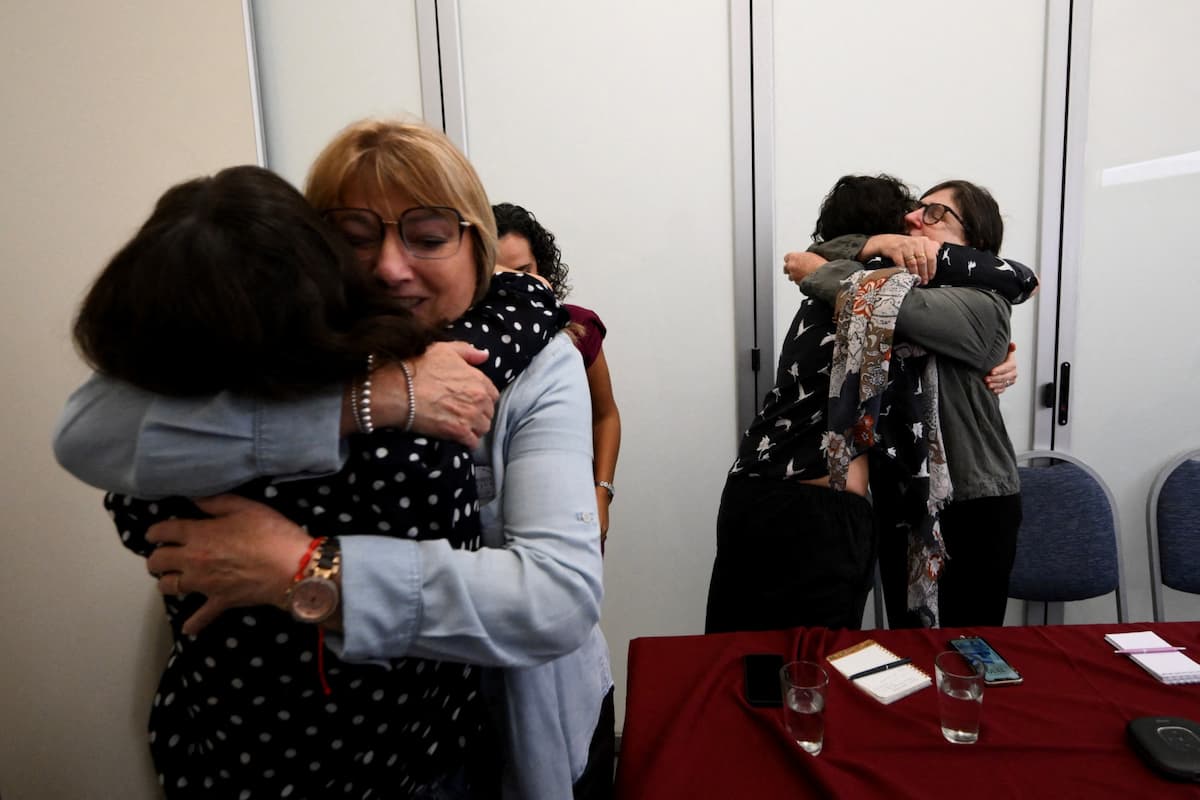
[458,0,738,731]
[1056,1,1200,622]
[772,2,1049,459]
[250,0,425,187]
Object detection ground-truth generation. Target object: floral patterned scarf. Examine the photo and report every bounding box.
[823,267,953,626]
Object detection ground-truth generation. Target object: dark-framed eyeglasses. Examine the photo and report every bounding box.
[918,202,968,231]
[322,206,473,261]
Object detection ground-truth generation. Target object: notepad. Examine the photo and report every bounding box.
[1105,631,1200,685]
[826,639,931,704]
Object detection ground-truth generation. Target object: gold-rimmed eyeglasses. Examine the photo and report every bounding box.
[322,206,472,261]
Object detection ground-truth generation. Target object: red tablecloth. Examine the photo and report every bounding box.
[615,622,1200,798]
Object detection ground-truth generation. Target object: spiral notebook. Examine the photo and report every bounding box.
[826,639,931,704]
[1105,631,1200,685]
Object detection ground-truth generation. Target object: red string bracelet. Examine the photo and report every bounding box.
[292,536,333,695]
[316,631,332,696]
[294,536,326,583]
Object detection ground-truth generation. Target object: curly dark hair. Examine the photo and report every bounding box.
[812,174,916,242]
[493,202,571,300]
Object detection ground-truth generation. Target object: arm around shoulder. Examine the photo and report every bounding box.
[53,373,157,496]
[931,244,1039,303]
[799,260,861,305]
[809,234,868,263]
[52,372,347,498]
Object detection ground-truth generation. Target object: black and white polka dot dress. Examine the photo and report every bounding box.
[107,273,568,799]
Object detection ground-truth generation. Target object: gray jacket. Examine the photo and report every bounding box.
[805,235,1021,500]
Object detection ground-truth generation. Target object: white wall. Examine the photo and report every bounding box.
[251,0,426,187]
[0,2,257,798]
[1055,1,1200,623]
[455,0,738,736]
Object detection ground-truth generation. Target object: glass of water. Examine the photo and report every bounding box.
[935,651,984,744]
[780,660,828,755]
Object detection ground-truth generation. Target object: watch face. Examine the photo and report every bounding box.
[290,577,339,623]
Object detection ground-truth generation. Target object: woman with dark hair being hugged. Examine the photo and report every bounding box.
[493,202,622,552]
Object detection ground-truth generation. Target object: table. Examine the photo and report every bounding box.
[614,622,1200,798]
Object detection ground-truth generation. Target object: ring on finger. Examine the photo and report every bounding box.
[173,573,185,596]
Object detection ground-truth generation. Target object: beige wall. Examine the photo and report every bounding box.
[0,2,257,797]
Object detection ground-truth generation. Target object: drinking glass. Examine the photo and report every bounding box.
[780,660,828,755]
[935,650,984,744]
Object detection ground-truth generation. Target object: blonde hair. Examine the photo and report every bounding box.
[305,119,495,304]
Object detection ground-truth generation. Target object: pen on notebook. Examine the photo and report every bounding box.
[848,658,911,681]
[1114,646,1185,655]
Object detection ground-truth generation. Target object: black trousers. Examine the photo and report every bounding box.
[705,476,877,634]
[572,687,616,800]
[877,491,1022,628]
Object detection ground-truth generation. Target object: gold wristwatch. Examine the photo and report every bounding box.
[287,536,341,624]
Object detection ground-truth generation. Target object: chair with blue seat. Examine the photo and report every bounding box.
[1008,450,1127,625]
[1147,448,1200,621]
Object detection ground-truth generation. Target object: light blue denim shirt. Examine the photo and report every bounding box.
[53,333,612,800]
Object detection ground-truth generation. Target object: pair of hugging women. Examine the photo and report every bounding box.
[707,174,1038,636]
[55,120,611,800]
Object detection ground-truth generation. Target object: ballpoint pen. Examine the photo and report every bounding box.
[848,657,912,681]
[1113,646,1185,655]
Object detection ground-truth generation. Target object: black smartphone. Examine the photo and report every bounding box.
[743,653,785,707]
[949,635,1023,686]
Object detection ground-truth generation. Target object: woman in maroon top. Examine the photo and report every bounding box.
[493,202,622,551]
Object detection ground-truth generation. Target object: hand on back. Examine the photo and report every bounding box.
[374,342,499,450]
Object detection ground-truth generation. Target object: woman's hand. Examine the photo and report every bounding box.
[373,342,499,449]
[985,342,1018,394]
[783,251,828,284]
[861,234,940,283]
[145,494,311,636]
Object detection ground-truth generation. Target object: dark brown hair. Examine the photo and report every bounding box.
[73,165,430,397]
[922,179,1004,254]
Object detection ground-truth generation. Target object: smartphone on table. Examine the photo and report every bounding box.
[948,635,1023,686]
[743,653,785,707]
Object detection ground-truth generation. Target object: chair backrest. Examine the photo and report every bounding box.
[1009,450,1126,623]
[1147,448,1200,621]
